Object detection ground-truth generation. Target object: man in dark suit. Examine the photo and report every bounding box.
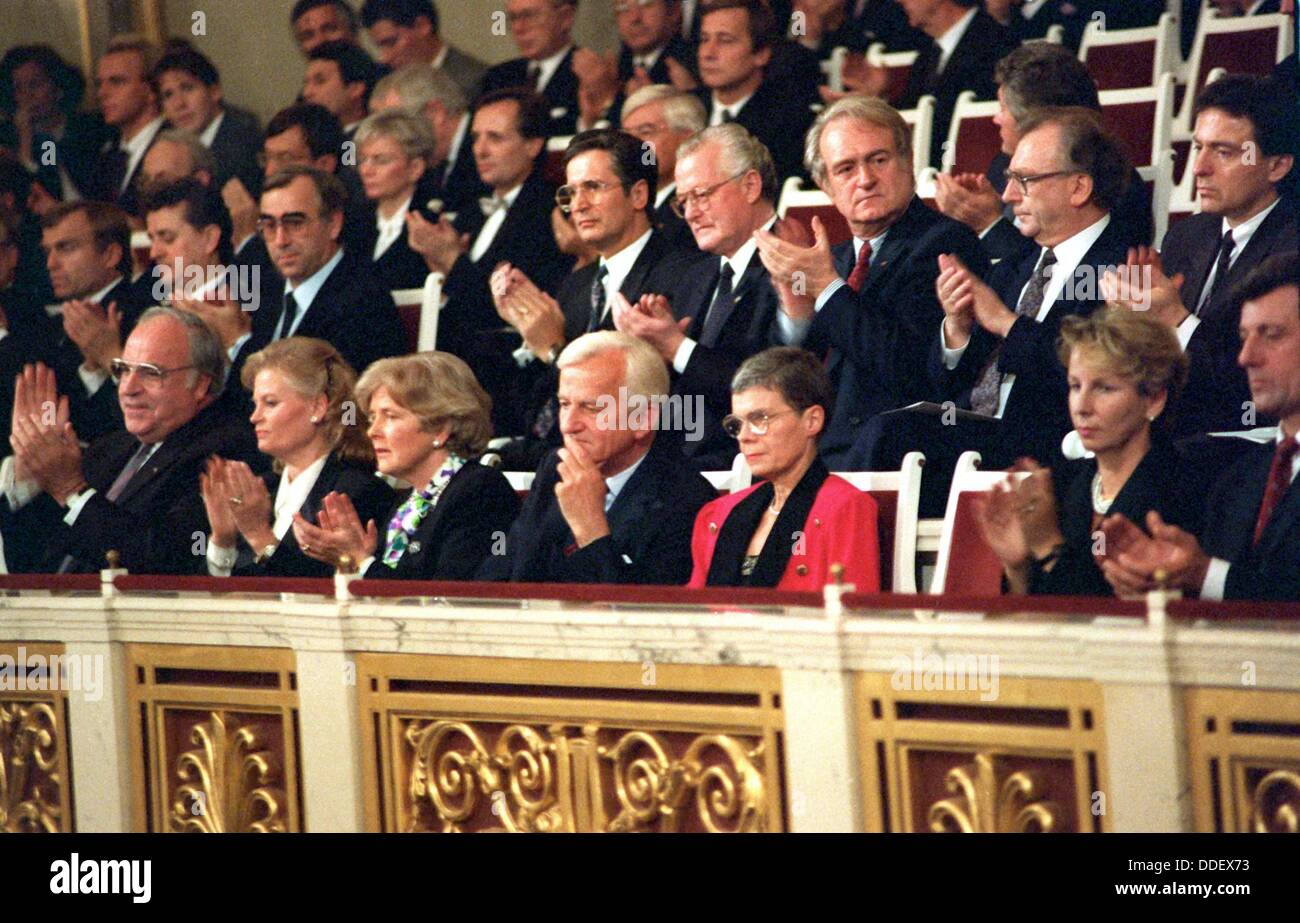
[303,40,379,139]
[986,0,1089,50]
[620,85,705,252]
[360,0,488,100]
[482,0,583,136]
[1106,76,1298,440]
[150,46,263,199]
[935,42,1154,262]
[694,0,818,183]
[2,307,261,574]
[257,166,406,374]
[90,37,166,216]
[478,331,717,584]
[847,0,926,51]
[1101,252,1300,601]
[930,109,1138,474]
[754,96,989,470]
[404,89,572,431]
[291,0,361,56]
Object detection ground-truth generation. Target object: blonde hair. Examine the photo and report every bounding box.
[355,351,493,458]
[556,331,669,407]
[242,336,373,468]
[621,85,706,133]
[1058,308,1188,404]
[354,107,436,164]
[804,95,913,188]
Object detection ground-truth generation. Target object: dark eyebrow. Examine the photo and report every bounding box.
[259,211,310,220]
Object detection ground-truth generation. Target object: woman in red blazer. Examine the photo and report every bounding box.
[688,348,881,592]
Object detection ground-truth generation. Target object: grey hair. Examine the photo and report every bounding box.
[354,107,436,163]
[137,305,228,398]
[557,331,670,409]
[620,85,707,134]
[804,95,913,188]
[676,123,778,203]
[731,347,833,417]
[150,129,219,178]
[372,63,466,117]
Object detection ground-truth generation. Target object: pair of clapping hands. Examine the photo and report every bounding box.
[8,363,86,505]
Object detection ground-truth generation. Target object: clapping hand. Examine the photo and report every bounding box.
[1100,246,1187,328]
[407,210,468,275]
[934,172,1003,234]
[612,292,689,362]
[936,252,1016,339]
[754,215,836,320]
[291,491,378,568]
[62,299,123,371]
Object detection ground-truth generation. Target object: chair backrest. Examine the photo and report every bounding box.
[1078,12,1177,90]
[776,176,853,247]
[866,43,918,106]
[1097,73,1174,171]
[544,134,572,187]
[941,91,1002,177]
[1042,23,1064,45]
[929,451,1027,596]
[389,271,445,353]
[899,95,936,179]
[1140,148,1177,250]
[832,451,924,594]
[1175,12,1294,135]
[915,166,939,210]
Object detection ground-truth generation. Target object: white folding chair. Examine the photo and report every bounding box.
[940,91,1002,177]
[833,452,925,594]
[865,42,918,106]
[389,271,445,353]
[821,46,849,93]
[929,451,1029,596]
[777,176,853,247]
[1078,11,1178,90]
[1042,23,1065,45]
[1141,147,1177,249]
[898,95,936,179]
[1173,12,1294,137]
[1097,72,1175,171]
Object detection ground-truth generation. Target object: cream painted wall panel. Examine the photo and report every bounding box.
[0,0,89,76]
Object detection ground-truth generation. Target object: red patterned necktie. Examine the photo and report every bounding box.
[1253,437,1300,546]
[847,240,873,292]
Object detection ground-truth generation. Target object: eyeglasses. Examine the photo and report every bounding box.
[110,358,196,387]
[670,170,748,218]
[556,180,625,213]
[1003,169,1076,196]
[256,213,317,235]
[722,409,797,438]
[357,153,406,169]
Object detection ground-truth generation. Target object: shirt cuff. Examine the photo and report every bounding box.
[671,338,697,374]
[234,234,254,255]
[1176,313,1200,351]
[977,217,1003,240]
[78,363,109,396]
[0,455,40,511]
[62,487,97,526]
[512,343,536,367]
[0,328,9,345]
[357,554,377,576]
[228,332,252,364]
[1199,557,1230,602]
[775,310,811,346]
[941,319,970,369]
[814,278,845,313]
[207,540,237,577]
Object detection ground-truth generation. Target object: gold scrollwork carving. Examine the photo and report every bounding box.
[170,712,286,833]
[0,702,62,833]
[1250,769,1300,833]
[928,753,1060,833]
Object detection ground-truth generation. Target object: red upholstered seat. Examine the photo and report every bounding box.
[391,292,423,354]
[938,492,1005,596]
[783,203,853,248]
[1084,40,1157,92]
[868,489,898,593]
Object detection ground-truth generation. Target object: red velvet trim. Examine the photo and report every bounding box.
[112,575,335,596]
[0,574,100,592]
[346,579,825,609]
[1168,597,1300,621]
[842,591,1148,618]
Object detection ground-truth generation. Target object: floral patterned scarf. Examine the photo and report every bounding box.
[381,454,466,568]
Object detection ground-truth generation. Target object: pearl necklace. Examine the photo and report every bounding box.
[1091,472,1114,516]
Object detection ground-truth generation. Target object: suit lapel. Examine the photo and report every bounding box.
[1257,469,1300,555]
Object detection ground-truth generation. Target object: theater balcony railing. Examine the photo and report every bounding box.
[1,571,1298,834]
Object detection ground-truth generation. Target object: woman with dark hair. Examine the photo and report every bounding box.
[688,347,881,591]
[199,337,394,577]
[291,351,520,579]
[974,309,1191,596]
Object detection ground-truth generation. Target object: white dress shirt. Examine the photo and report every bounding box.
[777,226,890,346]
[469,183,523,262]
[709,91,754,126]
[934,7,978,75]
[655,183,676,212]
[207,454,330,576]
[373,194,413,261]
[1179,196,1282,347]
[118,115,165,194]
[198,110,225,148]
[604,450,647,512]
[280,248,345,339]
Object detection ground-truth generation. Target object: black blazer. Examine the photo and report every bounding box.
[695,75,817,183]
[1198,438,1300,601]
[419,120,489,217]
[652,196,697,253]
[363,462,520,581]
[90,118,164,215]
[898,10,1017,169]
[1005,0,1089,50]
[206,105,263,198]
[265,250,407,375]
[228,453,394,578]
[610,35,698,126]
[477,439,717,585]
[1029,439,1192,596]
[1162,196,1298,439]
[931,215,1137,469]
[482,49,581,136]
[809,196,989,466]
[2,403,262,574]
[355,192,441,290]
[853,0,926,52]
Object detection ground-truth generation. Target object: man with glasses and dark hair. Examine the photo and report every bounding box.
[361,0,487,99]
[0,306,262,574]
[291,0,361,56]
[257,165,405,374]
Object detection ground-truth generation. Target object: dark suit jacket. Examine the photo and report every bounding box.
[90,118,164,215]
[0,111,110,202]
[478,439,717,585]
[1029,439,1192,596]
[355,193,440,290]
[1162,196,1298,439]
[228,453,394,578]
[696,75,817,182]
[1198,437,1300,601]
[419,119,489,216]
[1004,0,1089,50]
[2,402,261,574]
[482,49,581,136]
[809,196,989,465]
[268,250,407,375]
[441,45,489,101]
[609,35,698,126]
[898,10,1017,169]
[931,214,1136,469]
[852,0,926,52]
[206,105,263,198]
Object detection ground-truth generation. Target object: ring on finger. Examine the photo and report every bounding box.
[229,496,244,506]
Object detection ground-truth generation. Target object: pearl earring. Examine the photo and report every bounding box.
[432,440,442,448]
[310,416,320,424]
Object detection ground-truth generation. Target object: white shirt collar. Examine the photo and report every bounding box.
[852,227,890,264]
[87,276,124,304]
[198,110,225,148]
[531,44,573,93]
[1020,0,1048,19]
[374,193,413,260]
[118,115,165,192]
[631,45,666,72]
[432,43,449,69]
[655,182,676,210]
[722,213,777,279]
[710,91,754,125]
[1221,196,1280,258]
[934,7,978,74]
[1043,212,1110,285]
[599,227,653,297]
[272,453,330,539]
[604,448,648,509]
[284,246,344,311]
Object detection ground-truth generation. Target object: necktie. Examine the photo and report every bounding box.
[1252,437,1300,546]
[526,63,540,89]
[102,147,129,199]
[700,262,735,348]
[587,264,610,332]
[969,248,1057,417]
[721,108,735,124]
[847,240,873,293]
[1201,229,1236,317]
[106,442,154,502]
[278,291,299,340]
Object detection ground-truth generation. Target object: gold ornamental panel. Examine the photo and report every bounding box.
[856,673,1108,833]
[126,645,301,833]
[0,643,73,832]
[357,655,785,833]
[1186,687,1300,833]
